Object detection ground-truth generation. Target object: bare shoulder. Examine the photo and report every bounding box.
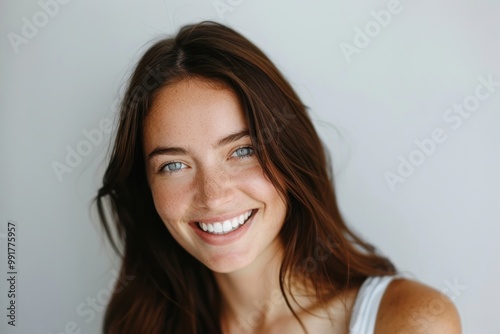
[375,278,462,334]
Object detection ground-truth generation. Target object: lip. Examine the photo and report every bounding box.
[190,209,257,246]
[190,209,252,225]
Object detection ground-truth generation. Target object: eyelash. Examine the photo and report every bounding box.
[158,161,186,174]
[231,146,255,159]
[157,146,255,174]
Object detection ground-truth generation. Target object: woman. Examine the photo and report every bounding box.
[95,21,461,333]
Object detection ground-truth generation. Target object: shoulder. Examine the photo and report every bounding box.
[375,277,462,334]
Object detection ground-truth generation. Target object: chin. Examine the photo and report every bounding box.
[201,252,255,274]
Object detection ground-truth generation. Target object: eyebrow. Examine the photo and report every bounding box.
[147,129,250,160]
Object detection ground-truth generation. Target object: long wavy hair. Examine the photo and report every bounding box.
[95,21,396,333]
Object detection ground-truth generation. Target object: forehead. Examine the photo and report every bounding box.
[143,78,246,149]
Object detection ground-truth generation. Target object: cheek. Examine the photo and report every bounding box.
[239,166,285,209]
[150,181,190,224]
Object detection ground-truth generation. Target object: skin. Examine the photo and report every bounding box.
[142,77,462,333]
[143,78,287,274]
[375,279,462,333]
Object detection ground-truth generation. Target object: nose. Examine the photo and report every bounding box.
[194,166,233,210]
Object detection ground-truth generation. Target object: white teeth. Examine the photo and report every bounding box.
[214,223,223,233]
[222,220,232,232]
[197,210,253,235]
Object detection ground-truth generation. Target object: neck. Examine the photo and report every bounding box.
[212,239,358,333]
[213,239,293,332]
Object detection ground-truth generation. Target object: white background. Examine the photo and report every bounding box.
[1,0,499,333]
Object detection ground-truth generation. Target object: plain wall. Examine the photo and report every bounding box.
[1,0,499,333]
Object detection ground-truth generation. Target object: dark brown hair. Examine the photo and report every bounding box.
[95,21,396,333]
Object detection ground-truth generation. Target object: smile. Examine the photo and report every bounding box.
[197,210,254,235]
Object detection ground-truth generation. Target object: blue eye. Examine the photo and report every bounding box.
[160,162,186,173]
[232,146,254,158]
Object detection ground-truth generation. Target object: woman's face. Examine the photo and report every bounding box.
[143,78,287,273]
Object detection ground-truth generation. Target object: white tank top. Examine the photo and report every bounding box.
[349,275,403,333]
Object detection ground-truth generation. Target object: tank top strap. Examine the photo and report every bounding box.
[349,274,404,333]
